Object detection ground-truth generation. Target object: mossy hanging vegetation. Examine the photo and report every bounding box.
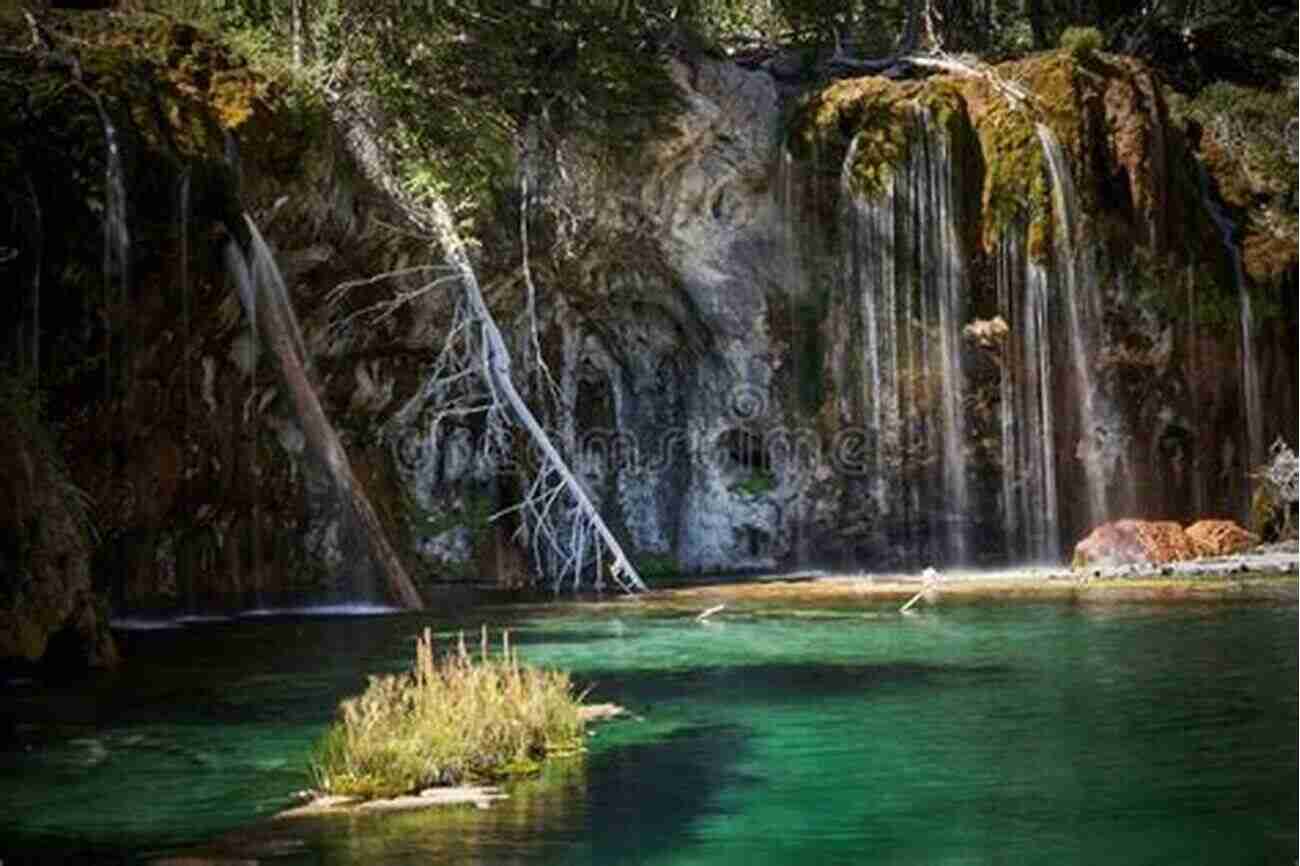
[786,47,1219,269]
[1177,79,1299,284]
[2,11,272,154]
[311,627,587,800]
[788,76,912,200]
[955,52,1086,257]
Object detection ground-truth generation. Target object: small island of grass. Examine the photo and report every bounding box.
[309,627,604,802]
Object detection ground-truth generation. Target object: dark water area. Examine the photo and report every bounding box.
[1,595,1295,865]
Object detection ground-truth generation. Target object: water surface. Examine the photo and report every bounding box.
[1,597,1294,864]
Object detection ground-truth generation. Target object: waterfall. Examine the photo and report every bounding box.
[23,174,42,384]
[94,102,131,615]
[178,168,192,428]
[779,147,812,568]
[992,126,1126,561]
[1196,163,1264,476]
[177,168,195,615]
[928,110,970,563]
[1036,124,1111,532]
[843,106,970,566]
[996,232,1059,561]
[224,213,423,608]
[96,105,130,399]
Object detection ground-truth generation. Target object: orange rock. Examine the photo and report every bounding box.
[1184,520,1259,557]
[1072,520,1199,569]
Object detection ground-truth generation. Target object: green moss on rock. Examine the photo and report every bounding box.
[789,76,912,200]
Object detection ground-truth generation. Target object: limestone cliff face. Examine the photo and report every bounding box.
[1,14,1295,655]
[550,50,1298,571]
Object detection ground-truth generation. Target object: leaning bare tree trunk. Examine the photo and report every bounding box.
[330,90,646,592]
[424,199,646,592]
[227,219,424,609]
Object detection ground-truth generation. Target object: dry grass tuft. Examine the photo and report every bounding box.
[311,626,586,799]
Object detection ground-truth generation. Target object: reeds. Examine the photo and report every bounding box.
[310,626,585,799]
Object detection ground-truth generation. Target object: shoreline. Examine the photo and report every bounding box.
[638,549,1299,607]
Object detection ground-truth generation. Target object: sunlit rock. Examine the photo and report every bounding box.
[1071,519,1199,569]
[1184,519,1259,557]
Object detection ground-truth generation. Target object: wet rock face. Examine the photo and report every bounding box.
[590,57,792,574]
[7,16,1295,619]
[0,409,117,670]
[493,48,1298,576]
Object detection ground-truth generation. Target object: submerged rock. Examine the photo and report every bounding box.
[277,786,509,817]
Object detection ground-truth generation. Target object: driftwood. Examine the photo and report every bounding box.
[696,603,726,622]
[899,567,942,614]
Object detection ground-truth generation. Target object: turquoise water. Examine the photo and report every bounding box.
[1,598,1295,864]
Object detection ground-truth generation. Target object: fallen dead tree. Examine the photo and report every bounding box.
[330,90,645,593]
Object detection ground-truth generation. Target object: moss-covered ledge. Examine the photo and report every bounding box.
[785,48,1203,261]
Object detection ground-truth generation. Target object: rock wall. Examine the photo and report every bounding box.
[0,398,117,670]
[525,49,1298,572]
[1,13,1296,663]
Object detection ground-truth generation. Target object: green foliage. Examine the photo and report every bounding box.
[1126,248,1249,329]
[0,372,99,546]
[311,627,586,799]
[0,373,48,438]
[731,470,776,497]
[633,553,678,579]
[133,0,685,229]
[987,16,1035,58]
[789,77,909,200]
[1187,81,1297,201]
[1058,26,1103,60]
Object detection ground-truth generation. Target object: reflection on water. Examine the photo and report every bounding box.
[0,600,1295,865]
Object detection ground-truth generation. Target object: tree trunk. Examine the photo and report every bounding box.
[329,90,646,592]
[227,218,424,609]
[424,200,647,592]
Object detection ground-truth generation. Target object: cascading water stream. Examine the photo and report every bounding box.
[224,213,422,608]
[96,104,130,401]
[179,168,192,426]
[1035,124,1109,532]
[23,173,42,384]
[177,167,195,615]
[842,106,970,565]
[778,147,813,568]
[1196,163,1264,477]
[926,110,970,563]
[93,100,132,610]
[996,232,1059,562]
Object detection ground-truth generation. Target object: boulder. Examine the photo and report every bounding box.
[1184,519,1260,557]
[1071,520,1199,569]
